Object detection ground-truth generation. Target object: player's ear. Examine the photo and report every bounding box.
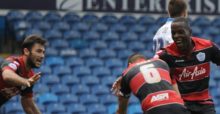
[23,48,30,56]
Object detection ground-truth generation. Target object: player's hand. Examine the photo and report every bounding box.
[111,76,122,96]
[27,72,41,87]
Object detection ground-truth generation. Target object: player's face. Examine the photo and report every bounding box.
[28,43,45,68]
[171,22,192,52]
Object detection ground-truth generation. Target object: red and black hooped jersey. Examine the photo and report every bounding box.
[157,37,220,104]
[0,56,34,106]
[120,59,184,111]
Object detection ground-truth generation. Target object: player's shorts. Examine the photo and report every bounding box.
[185,102,216,114]
[144,104,191,114]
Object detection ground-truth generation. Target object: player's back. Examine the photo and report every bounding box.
[121,59,185,112]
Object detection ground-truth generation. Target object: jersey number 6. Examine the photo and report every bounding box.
[140,64,161,84]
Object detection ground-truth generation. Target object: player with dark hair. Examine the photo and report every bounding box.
[0,34,46,114]
[155,17,219,114]
[116,53,190,114]
[153,0,188,53]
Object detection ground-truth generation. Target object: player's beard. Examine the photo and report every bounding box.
[27,52,38,68]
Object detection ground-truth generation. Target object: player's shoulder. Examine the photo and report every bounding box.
[192,37,213,50]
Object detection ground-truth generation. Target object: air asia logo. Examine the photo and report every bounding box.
[151,93,169,102]
[179,66,206,80]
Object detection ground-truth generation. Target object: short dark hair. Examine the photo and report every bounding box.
[168,0,187,17]
[128,53,146,65]
[21,34,46,53]
[173,17,191,30]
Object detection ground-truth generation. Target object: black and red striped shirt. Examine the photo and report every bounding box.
[120,58,184,111]
[0,56,34,106]
[157,37,220,104]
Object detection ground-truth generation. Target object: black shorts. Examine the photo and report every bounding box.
[185,102,216,114]
[144,104,191,114]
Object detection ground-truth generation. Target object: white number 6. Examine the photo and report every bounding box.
[140,64,161,84]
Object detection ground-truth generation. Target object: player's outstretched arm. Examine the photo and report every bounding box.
[111,76,122,96]
[116,96,129,114]
[21,96,41,114]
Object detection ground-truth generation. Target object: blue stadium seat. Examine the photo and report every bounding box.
[100,94,117,106]
[138,15,156,26]
[112,67,124,76]
[37,65,52,75]
[85,58,104,68]
[117,49,133,60]
[60,48,77,59]
[204,26,219,38]
[61,75,80,86]
[51,84,70,95]
[5,102,23,114]
[72,84,90,95]
[73,66,91,77]
[13,21,31,31]
[119,15,136,26]
[147,25,160,34]
[191,26,202,37]
[192,16,210,28]
[65,57,84,68]
[69,39,88,49]
[93,66,111,77]
[37,93,58,105]
[80,94,99,106]
[45,57,64,67]
[53,21,70,32]
[79,48,97,59]
[82,14,98,24]
[50,39,69,49]
[62,12,80,24]
[46,103,66,114]
[102,31,119,42]
[63,30,81,41]
[110,23,127,33]
[88,104,107,114]
[41,75,60,86]
[59,94,78,106]
[67,104,86,114]
[72,22,90,32]
[24,28,43,37]
[128,104,142,114]
[83,31,100,41]
[6,10,24,23]
[91,85,109,96]
[108,104,117,114]
[44,29,62,41]
[100,14,118,25]
[44,12,62,24]
[105,58,123,69]
[33,21,51,31]
[98,49,117,59]
[91,23,108,33]
[139,32,154,43]
[129,24,146,34]
[33,83,49,94]
[25,11,43,23]
[211,17,220,28]
[101,76,116,87]
[128,41,145,52]
[53,66,72,76]
[45,47,59,57]
[89,40,107,50]
[81,76,99,86]
[108,41,127,51]
[129,95,139,104]
[121,32,138,43]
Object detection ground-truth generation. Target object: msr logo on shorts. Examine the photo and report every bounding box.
[150,93,169,103]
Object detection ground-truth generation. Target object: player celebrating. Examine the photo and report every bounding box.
[0,35,46,114]
[116,53,190,114]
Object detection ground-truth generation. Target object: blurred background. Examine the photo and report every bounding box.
[0,0,220,114]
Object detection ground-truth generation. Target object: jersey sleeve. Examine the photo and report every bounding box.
[1,59,20,72]
[210,43,220,65]
[20,85,34,98]
[120,76,131,98]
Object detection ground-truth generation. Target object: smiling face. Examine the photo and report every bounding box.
[171,21,192,53]
[26,43,45,68]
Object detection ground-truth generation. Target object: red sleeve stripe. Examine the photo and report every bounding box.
[181,89,212,101]
[130,73,145,94]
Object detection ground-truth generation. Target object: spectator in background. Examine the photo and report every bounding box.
[155,17,219,114]
[116,53,190,114]
[153,0,188,53]
[0,35,46,114]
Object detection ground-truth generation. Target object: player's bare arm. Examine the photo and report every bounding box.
[111,76,122,96]
[21,96,41,114]
[116,96,129,114]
